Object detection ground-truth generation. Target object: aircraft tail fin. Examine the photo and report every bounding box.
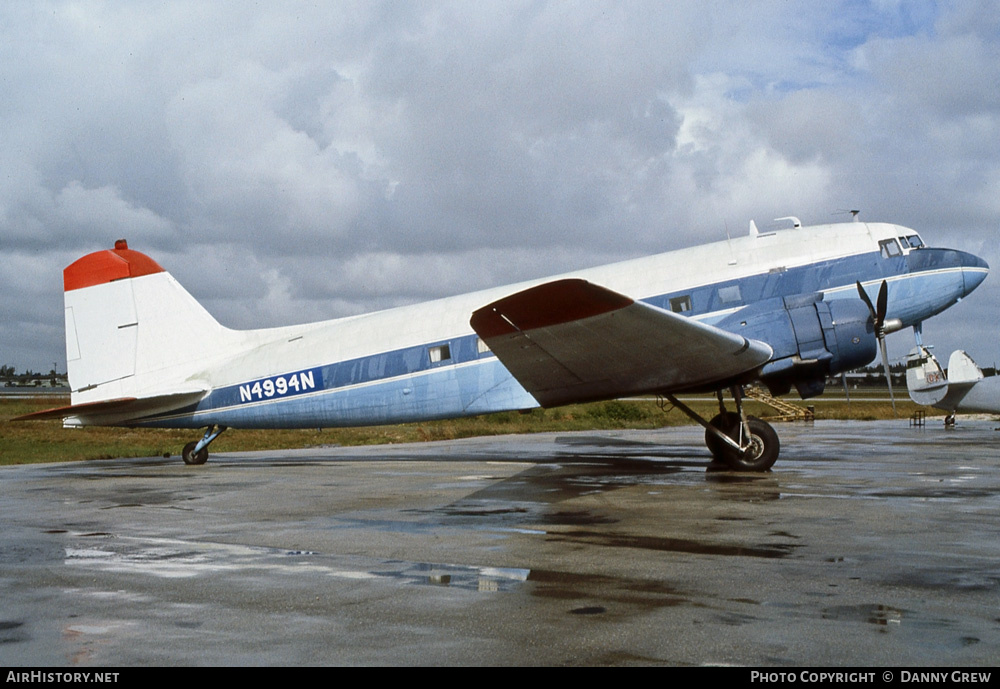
[906,345,949,407]
[63,240,234,407]
[945,350,984,385]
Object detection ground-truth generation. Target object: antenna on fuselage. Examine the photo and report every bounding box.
[833,209,862,222]
[774,216,801,229]
[723,220,738,265]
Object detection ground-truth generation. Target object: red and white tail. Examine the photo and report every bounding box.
[63,240,234,406]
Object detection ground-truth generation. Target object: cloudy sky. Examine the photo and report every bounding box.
[3,0,999,376]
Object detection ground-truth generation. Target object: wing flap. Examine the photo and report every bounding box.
[471,279,772,407]
[12,389,208,426]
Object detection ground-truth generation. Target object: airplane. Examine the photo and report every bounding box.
[906,345,1000,423]
[15,217,989,471]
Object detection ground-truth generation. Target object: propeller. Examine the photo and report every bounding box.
[857,280,896,414]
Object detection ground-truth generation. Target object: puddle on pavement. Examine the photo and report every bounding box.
[570,606,606,615]
[545,510,617,526]
[0,620,28,644]
[821,604,906,630]
[526,568,690,615]
[882,567,1000,592]
[546,530,798,558]
[820,604,982,649]
[57,532,532,594]
[442,505,529,517]
[371,561,529,592]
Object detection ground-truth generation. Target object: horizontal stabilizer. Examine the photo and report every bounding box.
[470,279,772,407]
[12,389,207,426]
[906,346,991,413]
[906,345,949,407]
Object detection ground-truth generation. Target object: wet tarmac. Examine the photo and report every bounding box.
[2,419,999,666]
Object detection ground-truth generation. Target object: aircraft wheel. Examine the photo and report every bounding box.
[718,416,779,471]
[705,412,741,458]
[182,441,209,466]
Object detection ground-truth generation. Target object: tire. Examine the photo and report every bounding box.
[717,416,779,472]
[182,441,209,465]
[705,412,741,459]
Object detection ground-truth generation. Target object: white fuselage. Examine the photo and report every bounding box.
[63,221,988,429]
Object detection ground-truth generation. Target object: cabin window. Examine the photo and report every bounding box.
[476,338,491,355]
[718,285,742,304]
[428,344,451,363]
[669,295,692,313]
[879,238,902,258]
[904,234,924,249]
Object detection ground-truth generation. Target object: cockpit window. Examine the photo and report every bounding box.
[879,238,903,258]
[904,234,924,249]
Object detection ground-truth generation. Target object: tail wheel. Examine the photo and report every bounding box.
[714,416,780,472]
[182,441,209,465]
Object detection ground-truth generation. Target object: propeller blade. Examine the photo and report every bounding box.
[878,336,897,415]
[858,280,895,414]
[856,281,875,318]
[876,279,888,325]
[841,372,851,409]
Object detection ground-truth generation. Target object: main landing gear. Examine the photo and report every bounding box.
[181,425,227,465]
[664,386,780,471]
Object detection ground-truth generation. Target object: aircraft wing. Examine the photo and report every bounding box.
[470,279,772,407]
[12,390,208,426]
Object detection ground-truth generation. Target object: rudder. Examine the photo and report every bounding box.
[63,240,233,405]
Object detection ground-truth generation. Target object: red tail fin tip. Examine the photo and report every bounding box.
[63,242,165,291]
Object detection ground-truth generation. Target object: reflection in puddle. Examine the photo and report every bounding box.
[429,498,619,529]
[0,620,27,644]
[822,604,904,631]
[62,534,532,594]
[706,475,783,502]
[528,568,686,608]
[545,510,617,526]
[374,561,530,592]
[570,606,606,615]
[821,603,984,650]
[547,530,798,558]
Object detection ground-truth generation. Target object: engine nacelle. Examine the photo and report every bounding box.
[717,293,876,398]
